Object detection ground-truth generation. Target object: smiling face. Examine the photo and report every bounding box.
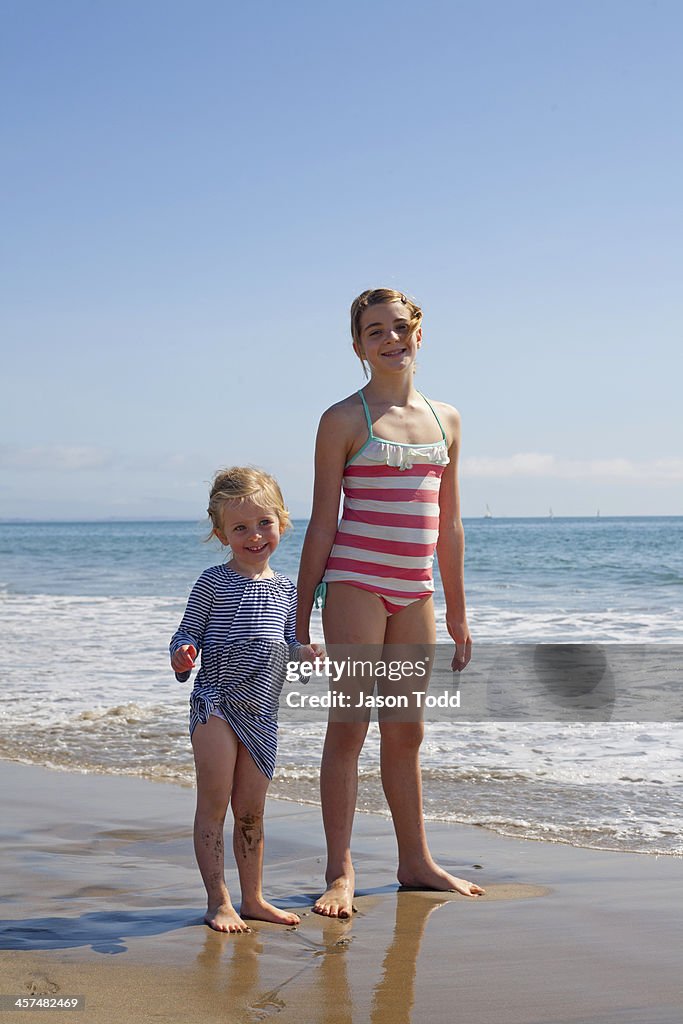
[214,499,283,573]
[354,300,422,375]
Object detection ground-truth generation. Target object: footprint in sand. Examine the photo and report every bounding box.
[25,973,59,996]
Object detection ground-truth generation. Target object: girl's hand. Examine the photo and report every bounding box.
[447,620,472,672]
[298,642,326,665]
[171,644,197,673]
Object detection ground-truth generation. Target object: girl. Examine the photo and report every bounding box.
[171,466,321,933]
[296,289,485,918]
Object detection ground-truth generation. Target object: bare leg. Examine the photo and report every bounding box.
[314,584,386,918]
[380,721,483,895]
[382,600,485,897]
[192,716,252,932]
[313,719,369,917]
[231,743,301,926]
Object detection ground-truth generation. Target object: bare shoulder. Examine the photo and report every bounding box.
[318,393,365,435]
[430,400,462,445]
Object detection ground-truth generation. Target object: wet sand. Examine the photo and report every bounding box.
[1,761,681,1024]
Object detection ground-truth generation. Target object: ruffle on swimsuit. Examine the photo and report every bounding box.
[358,437,450,472]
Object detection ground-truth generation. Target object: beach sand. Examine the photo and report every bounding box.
[1,761,681,1024]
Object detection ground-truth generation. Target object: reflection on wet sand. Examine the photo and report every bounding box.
[192,892,449,1024]
[371,894,450,1024]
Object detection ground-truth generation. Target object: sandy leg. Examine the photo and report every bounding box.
[231,743,301,927]
[192,718,252,932]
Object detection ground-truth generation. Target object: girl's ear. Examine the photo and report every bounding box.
[415,326,423,348]
[213,527,228,546]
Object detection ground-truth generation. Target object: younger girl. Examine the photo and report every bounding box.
[297,289,485,918]
[171,467,321,933]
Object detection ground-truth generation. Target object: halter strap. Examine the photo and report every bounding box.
[357,390,375,439]
[357,390,446,442]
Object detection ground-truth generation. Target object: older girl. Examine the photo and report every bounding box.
[297,289,485,918]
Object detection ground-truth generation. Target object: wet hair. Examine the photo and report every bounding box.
[206,466,291,540]
[350,288,423,377]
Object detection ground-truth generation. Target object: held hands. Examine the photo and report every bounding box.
[297,642,326,667]
[447,618,472,672]
[171,644,197,681]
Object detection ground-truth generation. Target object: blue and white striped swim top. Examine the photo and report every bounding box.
[170,563,299,778]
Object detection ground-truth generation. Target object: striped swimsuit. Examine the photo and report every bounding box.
[170,565,299,778]
[318,391,450,615]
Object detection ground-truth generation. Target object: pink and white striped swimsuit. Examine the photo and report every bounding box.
[318,391,450,615]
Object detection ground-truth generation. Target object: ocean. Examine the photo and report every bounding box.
[1,516,681,856]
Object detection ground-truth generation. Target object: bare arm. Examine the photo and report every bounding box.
[169,570,214,677]
[296,406,351,643]
[434,405,471,670]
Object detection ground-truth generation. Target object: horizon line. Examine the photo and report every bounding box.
[1,514,681,525]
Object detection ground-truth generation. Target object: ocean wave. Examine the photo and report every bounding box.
[1,565,682,857]
[2,729,680,856]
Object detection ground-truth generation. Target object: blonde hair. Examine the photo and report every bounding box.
[207,466,291,539]
[350,288,423,377]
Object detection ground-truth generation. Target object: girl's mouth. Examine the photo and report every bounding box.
[246,544,267,553]
[382,347,407,357]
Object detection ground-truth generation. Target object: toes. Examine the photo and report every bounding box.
[208,912,251,932]
[314,904,338,918]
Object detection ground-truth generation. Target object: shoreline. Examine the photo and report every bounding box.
[1,751,678,860]
[1,760,682,1024]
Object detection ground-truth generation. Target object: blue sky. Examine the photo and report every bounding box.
[2,0,681,519]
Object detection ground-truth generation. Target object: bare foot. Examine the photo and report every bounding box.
[398,863,485,897]
[313,875,355,918]
[240,898,300,926]
[205,902,252,933]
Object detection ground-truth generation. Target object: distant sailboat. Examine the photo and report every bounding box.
[596,509,601,518]
[484,504,493,519]
[548,507,554,519]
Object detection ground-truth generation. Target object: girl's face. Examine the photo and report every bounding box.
[215,500,283,569]
[355,300,421,374]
